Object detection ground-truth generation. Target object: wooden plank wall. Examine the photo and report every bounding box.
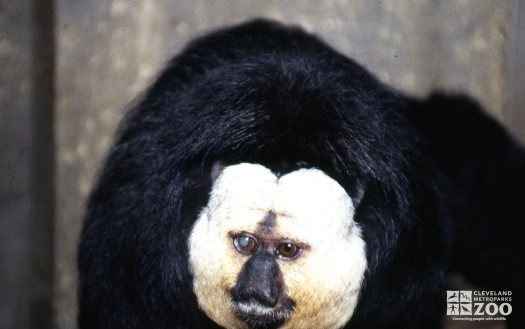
[1,1,523,328]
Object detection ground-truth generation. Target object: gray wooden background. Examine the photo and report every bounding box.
[1,1,524,329]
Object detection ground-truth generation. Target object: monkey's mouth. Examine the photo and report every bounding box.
[230,301,294,329]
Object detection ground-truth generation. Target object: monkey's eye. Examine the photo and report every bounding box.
[276,242,302,260]
[233,234,258,255]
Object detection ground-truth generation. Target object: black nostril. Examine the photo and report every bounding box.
[231,252,283,308]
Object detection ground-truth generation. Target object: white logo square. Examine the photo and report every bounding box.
[460,290,472,303]
[447,303,460,315]
[459,303,472,315]
[447,290,459,303]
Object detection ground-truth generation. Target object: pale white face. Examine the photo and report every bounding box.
[188,163,367,329]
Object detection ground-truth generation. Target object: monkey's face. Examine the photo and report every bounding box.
[188,163,367,329]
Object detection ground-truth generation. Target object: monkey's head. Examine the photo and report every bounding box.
[188,163,367,329]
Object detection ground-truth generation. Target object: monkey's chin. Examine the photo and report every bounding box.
[230,301,293,329]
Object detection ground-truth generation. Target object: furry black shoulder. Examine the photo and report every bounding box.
[78,19,525,329]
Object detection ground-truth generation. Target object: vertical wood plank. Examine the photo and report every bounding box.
[29,0,56,328]
[0,1,55,329]
[0,1,33,329]
[508,0,525,143]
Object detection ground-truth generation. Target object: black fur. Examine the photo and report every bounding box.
[78,19,525,329]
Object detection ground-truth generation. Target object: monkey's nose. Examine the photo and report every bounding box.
[237,283,280,307]
[231,253,282,307]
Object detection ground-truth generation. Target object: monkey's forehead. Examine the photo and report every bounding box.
[207,163,356,235]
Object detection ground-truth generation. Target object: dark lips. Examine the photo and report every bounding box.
[231,300,294,329]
